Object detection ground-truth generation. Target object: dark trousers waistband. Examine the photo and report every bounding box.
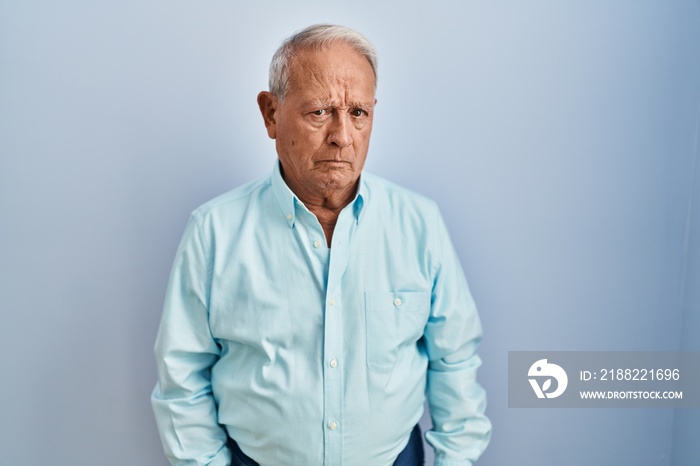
[228,424,424,466]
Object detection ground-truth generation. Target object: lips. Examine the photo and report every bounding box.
[315,160,350,166]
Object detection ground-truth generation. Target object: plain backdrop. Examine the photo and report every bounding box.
[1,1,699,465]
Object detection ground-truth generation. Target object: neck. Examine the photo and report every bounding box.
[282,172,359,247]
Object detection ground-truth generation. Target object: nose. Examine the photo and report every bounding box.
[327,112,352,148]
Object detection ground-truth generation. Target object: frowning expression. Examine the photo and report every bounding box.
[259,42,376,198]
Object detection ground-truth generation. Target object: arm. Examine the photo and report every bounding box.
[151,213,231,466]
[423,206,492,466]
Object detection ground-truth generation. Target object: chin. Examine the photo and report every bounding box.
[319,171,356,190]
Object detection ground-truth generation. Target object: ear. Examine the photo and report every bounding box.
[257,91,278,139]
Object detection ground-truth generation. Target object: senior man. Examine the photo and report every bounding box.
[152,24,491,466]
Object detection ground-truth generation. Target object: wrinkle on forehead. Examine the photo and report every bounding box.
[286,44,375,104]
[297,66,361,96]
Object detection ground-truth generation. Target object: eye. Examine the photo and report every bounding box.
[311,109,327,116]
[350,108,367,118]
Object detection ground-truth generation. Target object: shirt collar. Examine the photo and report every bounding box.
[271,160,367,228]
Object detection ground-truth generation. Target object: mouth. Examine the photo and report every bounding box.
[315,160,350,167]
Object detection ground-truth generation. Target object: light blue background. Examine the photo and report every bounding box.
[1,1,698,465]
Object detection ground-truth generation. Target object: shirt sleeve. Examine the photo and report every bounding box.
[423,205,492,466]
[151,213,232,466]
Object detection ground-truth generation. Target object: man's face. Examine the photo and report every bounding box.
[259,42,376,198]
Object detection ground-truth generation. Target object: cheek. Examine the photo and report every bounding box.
[355,129,373,149]
[279,132,300,154]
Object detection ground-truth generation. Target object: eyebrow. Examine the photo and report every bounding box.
[305,99,374,109]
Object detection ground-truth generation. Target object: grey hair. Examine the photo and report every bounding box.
[268,24,378,100]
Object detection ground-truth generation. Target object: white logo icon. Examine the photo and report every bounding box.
[528,359,568,399]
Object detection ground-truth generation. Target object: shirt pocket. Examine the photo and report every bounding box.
[364,291,430,373]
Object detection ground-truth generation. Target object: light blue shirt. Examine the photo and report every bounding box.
[152,163,491,466]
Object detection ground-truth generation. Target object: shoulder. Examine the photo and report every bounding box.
[190,174,271,222]
[362,172,440,217]
[361,173,446,251]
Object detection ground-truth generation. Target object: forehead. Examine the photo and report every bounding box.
[286,43,375,101]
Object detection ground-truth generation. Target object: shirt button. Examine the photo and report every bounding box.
[329,420,338,430]
[287,214,293,220]
[393,298,402,306]
[329,359,338,368]
[314,240,322,248]
[330,298,336,306]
